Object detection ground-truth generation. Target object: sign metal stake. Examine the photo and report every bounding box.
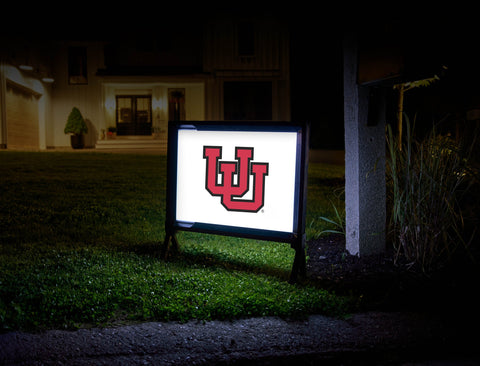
[161,230,179,259]
[289,237,306,284]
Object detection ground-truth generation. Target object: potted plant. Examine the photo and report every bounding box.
[107,126,117,139]
[64,107,88,149]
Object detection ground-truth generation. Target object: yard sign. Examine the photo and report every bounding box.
[163,121,309,282]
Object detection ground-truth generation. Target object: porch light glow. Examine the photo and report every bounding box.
[152,97,164,111]
[105,96,115,110]
[19,64,34,71]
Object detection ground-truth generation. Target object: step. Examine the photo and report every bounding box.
[95,138,167,151]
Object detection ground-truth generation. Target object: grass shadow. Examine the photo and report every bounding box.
[173,249,292,281]
[116,240,292,282]
[117,241,165,257]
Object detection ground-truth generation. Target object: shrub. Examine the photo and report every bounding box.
[386,116,478,273]
[64,107,88,135]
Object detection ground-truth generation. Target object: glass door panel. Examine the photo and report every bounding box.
[116,95,152,136]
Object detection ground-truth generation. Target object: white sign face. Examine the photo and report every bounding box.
[176,129,298,233]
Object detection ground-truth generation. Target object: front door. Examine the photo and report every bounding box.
[116,95,152,136]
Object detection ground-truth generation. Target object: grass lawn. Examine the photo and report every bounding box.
[0,151,346,331]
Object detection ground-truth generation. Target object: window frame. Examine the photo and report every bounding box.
[68,47,88,85]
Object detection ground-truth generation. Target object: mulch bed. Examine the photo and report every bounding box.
[305,234,480,313]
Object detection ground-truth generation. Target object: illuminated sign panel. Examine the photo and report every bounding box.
[175,129,298,234]
[164,121,309,278]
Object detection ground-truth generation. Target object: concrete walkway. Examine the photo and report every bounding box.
[1,311,479,365]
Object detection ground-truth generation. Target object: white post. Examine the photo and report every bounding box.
[343,33,386,256]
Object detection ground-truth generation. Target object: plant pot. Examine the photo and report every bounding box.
[70,134,85,149]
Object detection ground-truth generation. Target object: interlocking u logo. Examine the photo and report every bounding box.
[203,146,269,212]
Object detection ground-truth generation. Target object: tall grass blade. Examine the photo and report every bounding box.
[386,116,478,273]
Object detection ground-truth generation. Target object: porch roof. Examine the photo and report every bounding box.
[96,66,208,77]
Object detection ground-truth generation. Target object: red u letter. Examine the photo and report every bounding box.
[203,146,268,212]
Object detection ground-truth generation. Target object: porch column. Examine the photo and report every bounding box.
[343,33,386,256]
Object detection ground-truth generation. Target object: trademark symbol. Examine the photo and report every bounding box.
[261,209,265,213]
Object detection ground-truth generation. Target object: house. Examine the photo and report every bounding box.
[0,13,290,151]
